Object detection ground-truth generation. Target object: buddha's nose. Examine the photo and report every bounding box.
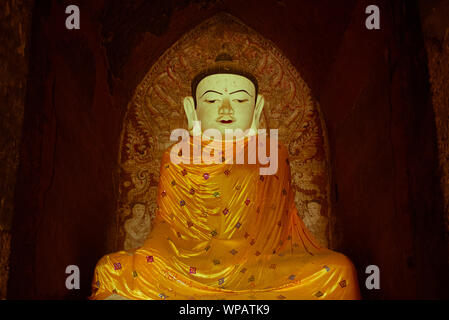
[218,97,234,116]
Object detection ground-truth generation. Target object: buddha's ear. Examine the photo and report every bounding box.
[183,96,198,130]
[250,94,265,134]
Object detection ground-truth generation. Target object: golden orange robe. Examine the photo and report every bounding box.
[90,136,360,300]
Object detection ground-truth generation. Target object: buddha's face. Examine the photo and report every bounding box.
[132,204,146,219]
[195,74,257,135]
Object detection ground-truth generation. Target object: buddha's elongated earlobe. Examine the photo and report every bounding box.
[249,94,265,135]
[183,96,201,136]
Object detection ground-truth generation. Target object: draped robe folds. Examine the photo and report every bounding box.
[90,135,361,300]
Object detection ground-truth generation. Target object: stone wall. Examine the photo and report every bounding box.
[0,0,33,300]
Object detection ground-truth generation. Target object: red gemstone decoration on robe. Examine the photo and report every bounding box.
[203,173,210,180]
[223,208,229,215]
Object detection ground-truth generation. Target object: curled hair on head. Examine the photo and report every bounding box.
[191,53,259,108]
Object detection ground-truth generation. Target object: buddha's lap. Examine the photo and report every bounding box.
[94,245,356,288]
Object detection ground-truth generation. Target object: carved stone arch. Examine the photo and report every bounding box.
[117,13,332,249]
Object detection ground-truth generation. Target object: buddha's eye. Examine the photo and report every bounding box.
[234,99,249,103]
[205,99,218,104]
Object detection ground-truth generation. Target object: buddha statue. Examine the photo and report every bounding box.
[90,53,361,300]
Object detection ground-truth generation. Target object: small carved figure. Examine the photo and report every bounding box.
[124,203,151,250]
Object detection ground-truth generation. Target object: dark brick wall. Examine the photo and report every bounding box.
[419,0,449,270]
[0,0,33,300]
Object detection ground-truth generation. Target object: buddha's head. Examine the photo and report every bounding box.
[183,53,264,137]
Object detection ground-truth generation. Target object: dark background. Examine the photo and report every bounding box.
[3,0,449,299]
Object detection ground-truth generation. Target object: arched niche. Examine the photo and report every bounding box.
[116,13,332,250]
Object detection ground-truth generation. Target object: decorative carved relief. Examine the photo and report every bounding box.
[117,13,331,249]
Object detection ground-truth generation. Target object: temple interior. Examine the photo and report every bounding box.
[0,0,448,299]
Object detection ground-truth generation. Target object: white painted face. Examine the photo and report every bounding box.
[195,74,257,135]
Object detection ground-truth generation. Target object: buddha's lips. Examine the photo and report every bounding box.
[219,119,234,124]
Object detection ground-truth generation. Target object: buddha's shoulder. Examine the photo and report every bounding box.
[160,142,190,164]
[162,143,176,155]
[161,143,177,162]
[266,136,289,158]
